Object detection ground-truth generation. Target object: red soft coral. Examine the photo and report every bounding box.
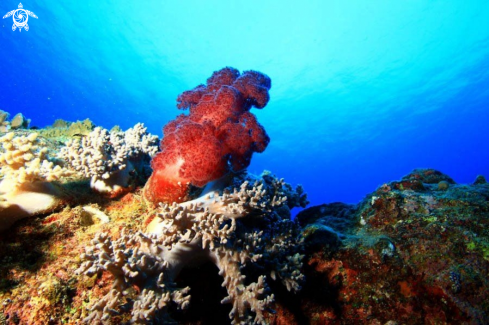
[143,67,271,205]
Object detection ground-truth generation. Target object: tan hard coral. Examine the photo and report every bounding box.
[0,131,76,231]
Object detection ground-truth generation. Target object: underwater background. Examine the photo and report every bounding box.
[1,0,489,211]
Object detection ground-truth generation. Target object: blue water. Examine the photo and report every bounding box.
[1,1,489,211]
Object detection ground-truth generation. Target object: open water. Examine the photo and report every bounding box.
[2,0,489,211]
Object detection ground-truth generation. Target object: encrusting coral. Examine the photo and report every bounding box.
[0,131,74,231]
[77,173,307,324]
[59,123,158,197]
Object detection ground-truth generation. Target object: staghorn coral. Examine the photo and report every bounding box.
[143,67,271,205]
[0,131,75,231]
[77,174,306,324]
[59,123,158,196]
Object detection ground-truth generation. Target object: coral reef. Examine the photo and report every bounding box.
[0,131,74,231]
[77,173,306,324]
[59,123,158,197]
[144,67,271,205]
[1,110,487,325]
[1,155,488,325]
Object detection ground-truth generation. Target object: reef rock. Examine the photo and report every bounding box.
[10,113,30,129]
[275,169,489,324]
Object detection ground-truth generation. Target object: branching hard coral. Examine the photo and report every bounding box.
[143,67,271,205]
[59,123,158,196]
[77,174,306,324]
[0,131,75,231]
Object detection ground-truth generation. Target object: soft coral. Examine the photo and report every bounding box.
[143,67,271,205]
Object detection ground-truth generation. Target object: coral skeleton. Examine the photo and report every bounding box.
[77,175,306,324]
[60,123,158,196]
